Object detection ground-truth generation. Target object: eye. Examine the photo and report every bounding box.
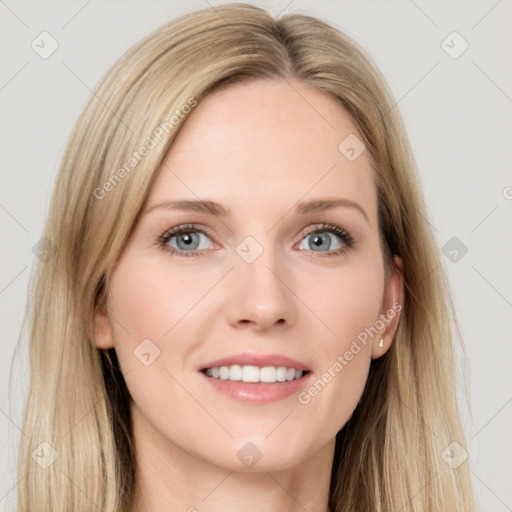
[157,224,213,257]
[297,223,355,257]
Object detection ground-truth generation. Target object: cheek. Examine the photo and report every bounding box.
[312,256,384,351]
[107,256,209,355]
[298,256,383,421]
[105,256,207,437]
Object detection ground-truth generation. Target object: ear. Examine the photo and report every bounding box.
[93,302,115,350]
[371,255,404,359]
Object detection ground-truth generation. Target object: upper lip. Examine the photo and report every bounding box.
[199,352,311,372]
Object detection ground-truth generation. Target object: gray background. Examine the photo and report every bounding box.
[1,1,511,510]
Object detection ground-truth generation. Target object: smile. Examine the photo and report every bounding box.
[203,365,306,383]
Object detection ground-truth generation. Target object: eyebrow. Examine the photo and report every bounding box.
[144,197,370,224]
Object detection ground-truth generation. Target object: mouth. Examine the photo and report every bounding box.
[201,365,311,383]
[198,352,312,402]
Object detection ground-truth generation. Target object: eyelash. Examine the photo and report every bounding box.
[155,222,356,258]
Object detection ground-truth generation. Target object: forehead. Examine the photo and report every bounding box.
[147,79,376,224]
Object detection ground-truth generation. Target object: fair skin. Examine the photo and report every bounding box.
[94,78,403,512]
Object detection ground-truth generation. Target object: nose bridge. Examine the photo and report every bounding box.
[224,233,296,329]
[237,233,288,297]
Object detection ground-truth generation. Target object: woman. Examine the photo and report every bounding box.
[17,3,475,511]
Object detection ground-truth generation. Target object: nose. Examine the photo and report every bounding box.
[223,247,297,331]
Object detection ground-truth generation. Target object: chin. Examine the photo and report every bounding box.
[206,436,316,473]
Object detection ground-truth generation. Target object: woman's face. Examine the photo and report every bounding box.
[95,78,402,473]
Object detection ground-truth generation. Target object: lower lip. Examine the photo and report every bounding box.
[199,371,312,403]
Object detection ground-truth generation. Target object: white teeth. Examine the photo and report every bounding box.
[260,366,277,383]
[242,365,260,383]
[229,364,242,381]
[204,365,305,383]
[276,366,287,382]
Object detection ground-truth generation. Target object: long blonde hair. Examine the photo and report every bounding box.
[16,3,475,511]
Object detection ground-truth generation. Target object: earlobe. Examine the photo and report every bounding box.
[93,303,114,349]
[372,255,404,359]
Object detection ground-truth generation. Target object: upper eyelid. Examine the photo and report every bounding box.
[163,223,214,240]
[163,223,347,236]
